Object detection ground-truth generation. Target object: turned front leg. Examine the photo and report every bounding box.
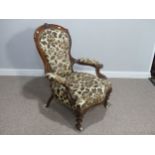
[75,110,83,131]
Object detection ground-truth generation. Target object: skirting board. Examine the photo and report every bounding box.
[0,69,151,79]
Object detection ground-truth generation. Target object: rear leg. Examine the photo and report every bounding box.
[46,94,54,108]
[103,88,112,108]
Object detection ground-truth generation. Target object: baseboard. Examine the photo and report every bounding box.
[0,69,151,79]
[0,69,44,76]
[103,71,151,79]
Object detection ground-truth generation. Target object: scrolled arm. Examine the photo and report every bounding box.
[75,58,103,68]
[73,58,107,79]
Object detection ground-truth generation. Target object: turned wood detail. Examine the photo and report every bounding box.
[75,106,83,131]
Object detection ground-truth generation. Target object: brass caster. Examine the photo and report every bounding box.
[45,104,49,108]
[76,125,83,131]
[78,127,83,131]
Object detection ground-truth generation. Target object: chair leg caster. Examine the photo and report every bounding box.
[45,104,49,108]
[104,101,109,108]
[75,124,83,131]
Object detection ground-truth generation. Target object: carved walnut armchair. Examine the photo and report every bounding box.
[34,23,112,131]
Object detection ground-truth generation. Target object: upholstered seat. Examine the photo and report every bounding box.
[34,23,112,131]
[48,72,111,112]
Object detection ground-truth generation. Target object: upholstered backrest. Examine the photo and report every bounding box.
[34,24,72,77]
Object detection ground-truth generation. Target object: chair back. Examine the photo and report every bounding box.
[34,23,73,77]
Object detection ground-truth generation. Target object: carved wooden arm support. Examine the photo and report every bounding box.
[46,72,77,104]
[73,58,107,79]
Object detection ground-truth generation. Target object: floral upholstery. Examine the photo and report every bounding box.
[39,28,72,77]
[47,72,111,112]
[37,24,112,112]
[77,58,103,68]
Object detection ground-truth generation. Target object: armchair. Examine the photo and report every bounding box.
[34,23,112,131]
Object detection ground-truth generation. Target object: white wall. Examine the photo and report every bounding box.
[0,19,155,77]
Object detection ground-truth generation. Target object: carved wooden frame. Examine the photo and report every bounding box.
[34,23,112,131]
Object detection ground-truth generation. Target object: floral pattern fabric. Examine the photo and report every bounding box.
[38,26,112,112]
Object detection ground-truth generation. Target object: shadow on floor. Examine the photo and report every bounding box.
[22,77,107,131]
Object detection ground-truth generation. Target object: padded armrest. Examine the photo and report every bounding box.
[46,73,66,85]
[74,58,107,79]
[76,58,103,68]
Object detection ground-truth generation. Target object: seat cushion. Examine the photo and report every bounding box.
[51,72,112,111]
